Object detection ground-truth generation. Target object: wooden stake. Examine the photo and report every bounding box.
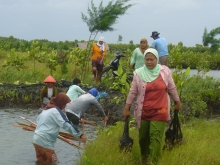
[20,116,83,150]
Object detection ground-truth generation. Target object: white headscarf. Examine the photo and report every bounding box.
[96,36,105,52]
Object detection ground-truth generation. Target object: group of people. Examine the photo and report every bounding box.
[130,31,169,70]
[35,31,180,165]
[37,76,108,164]
[89,31,169,84]
[125,31,180,164]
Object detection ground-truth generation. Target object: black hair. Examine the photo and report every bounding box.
[72,78,81,85]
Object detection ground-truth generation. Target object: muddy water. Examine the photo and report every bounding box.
[0,108,101,165]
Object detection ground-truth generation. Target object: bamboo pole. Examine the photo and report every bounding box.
[15,122,79,141]
[81,119,97,126]
[20,116,83,150]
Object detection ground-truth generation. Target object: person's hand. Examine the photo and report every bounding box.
[81,115,86,120]
[123,106,130,119]
[80,134,87,143]
[104,116,108,122]
[41,105,46,110]
[174,101,181,111]
[99,59,103,64]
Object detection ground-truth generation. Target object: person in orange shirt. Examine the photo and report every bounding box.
[89,36,107,83]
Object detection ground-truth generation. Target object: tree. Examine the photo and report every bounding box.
[118,35,123,43]
[81,0,134,53]
[81,0,134,80]
[202,27,220,52]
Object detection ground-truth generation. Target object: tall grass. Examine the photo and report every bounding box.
[0,50,116,85]
[77,119,220,165]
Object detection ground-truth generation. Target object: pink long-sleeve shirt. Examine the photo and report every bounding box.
[126,65,180,128]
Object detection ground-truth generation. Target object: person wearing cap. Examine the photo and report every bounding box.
[130,38,149,69]
[123,48,181,165]
[65,88,108,126]
[40,75,58,108]
[33,92,86,164]
[66,78,86,101]
[150,31,169,66]
[89,36,107,83]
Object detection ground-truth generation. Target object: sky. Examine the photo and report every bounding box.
[0,0,220,46]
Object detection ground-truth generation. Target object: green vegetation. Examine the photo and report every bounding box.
[77,118,220,165]
[203,27,220,52]
[0,35,220,121]
[81,0,134,45]
[1,30,220,164]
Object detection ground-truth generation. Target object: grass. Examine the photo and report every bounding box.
[77,118,220,165]
[0,49,116,86]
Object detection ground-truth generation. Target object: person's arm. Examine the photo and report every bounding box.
[151,40,156,48]
[76,86,86,94]
[123,72,139,118]
[53,86,58,97]
[130,49,136,69]
[123,103,131,119]
[126,71,139,104]
[54,111,86,142]
[40,86,46,105]
[166,67,181,110]
[92,99,106,116]
[100,45,107,64]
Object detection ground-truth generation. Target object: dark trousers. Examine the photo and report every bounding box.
[66,112,80,126]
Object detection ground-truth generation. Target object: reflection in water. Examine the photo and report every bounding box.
[0,108,99,165]
[171,69,220,79]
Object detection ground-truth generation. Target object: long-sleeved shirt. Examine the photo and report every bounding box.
[40,86,58,104]
[130,48,145,69]
[65,93,106,118]
[33,108,81,150]
[126,65,180,128]
[66,85,86,101]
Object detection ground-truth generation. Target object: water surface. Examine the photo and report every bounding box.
[0,108,100,165]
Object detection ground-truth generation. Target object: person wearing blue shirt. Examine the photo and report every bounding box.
[151,31,169,66]
[33,92,86,164]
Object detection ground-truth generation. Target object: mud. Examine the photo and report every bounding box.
[0,80,125,125]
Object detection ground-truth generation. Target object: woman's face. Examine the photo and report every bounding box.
[144,53,157,69]
[140,41,148,49]
[99,41,103,45]
[47,82,54,88]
